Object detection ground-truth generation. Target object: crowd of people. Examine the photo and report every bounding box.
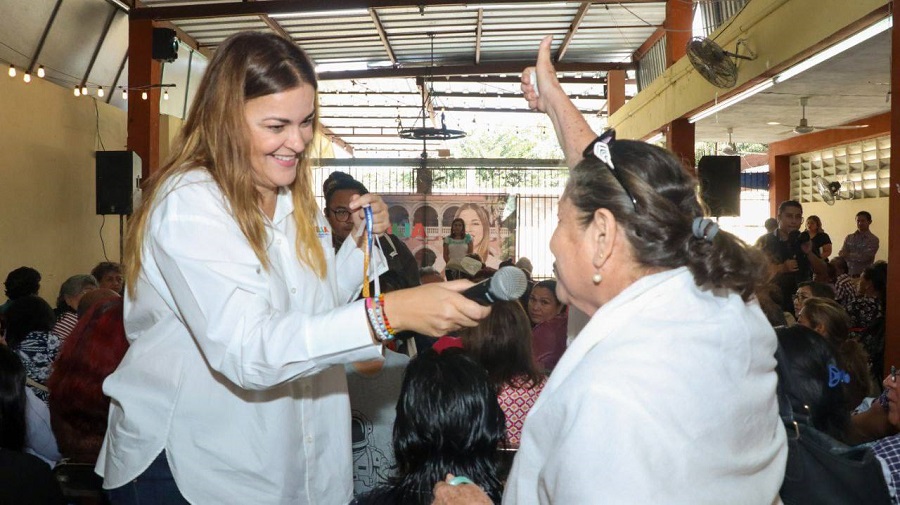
[0,31,895,505]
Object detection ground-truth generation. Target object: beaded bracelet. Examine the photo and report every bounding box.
[365,297,392,342]
[378,294,396,338]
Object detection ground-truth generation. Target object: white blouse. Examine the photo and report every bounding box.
[504,268,788,505]
[96,170,384,504]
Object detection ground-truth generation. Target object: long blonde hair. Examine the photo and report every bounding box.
[125,32,326,294]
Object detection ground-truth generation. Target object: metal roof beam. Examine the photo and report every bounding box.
[81,5,118,89]
[319,60,633,80]
[474,8,483,65]
[133,1,663,21]
[27,0,64,74]
[369,8,397,64]
[320,125,355,156]
[556,2,590,63]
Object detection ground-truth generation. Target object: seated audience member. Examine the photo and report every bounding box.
[460,301,546,448]
[345,349,410,496]
[47,296,128,464]
[4,295,60,403]
[0,345,65,503]
[514,257,533,282]
[872,371,900,500]
[52,274,98,342]
[776,325,851,443]
[846,262,886,330]
[352,349,505,505]
[0,266,41,334]
[444,257,482,281]
[76,288,120,318]
[830,256,856,307]
[527,280,567,372]
[792,280,835,317]
[798,297,873,409]
[90,262,124,295]
[418,267,444,285]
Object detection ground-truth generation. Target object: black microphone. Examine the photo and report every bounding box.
[463,266,528,306]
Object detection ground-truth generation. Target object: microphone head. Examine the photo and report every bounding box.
[489,266,529,301]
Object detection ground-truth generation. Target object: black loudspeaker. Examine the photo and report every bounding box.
[152,28,179,63]
[697,155,741,217]
[96,151,142,215]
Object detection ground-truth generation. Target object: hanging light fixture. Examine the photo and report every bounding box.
[23,72,31,83]
[37,65,45,78]
[398,33,466,143]
[8,65,16,77]
[97,87,105,97]
[74,85,80,97]
[122,88,127,100]
[141,91,148,100]
[81,85,88,95]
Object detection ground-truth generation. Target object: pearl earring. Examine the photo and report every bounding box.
[592,271,602,285]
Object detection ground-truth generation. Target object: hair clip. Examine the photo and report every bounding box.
[828,364,851,388]
[692,217,719,242]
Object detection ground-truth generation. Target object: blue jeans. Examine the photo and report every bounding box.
[107,451,189,505]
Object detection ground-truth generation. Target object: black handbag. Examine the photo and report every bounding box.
[775,344,892,505]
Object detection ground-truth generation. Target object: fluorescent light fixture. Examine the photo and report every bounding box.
[270,9,369,19]
[774,16,892,84]
[645,132,664,144]
[688,79,774,123]
[316,61,370,73]
[465,2,577,9]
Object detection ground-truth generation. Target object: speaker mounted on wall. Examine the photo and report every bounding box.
[697,155,741,217]
[96,151,142,215]
[152,28,179,63]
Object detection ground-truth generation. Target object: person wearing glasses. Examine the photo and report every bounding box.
[96,32,489,505]
[324,171,421,292]
[433,35,787,505]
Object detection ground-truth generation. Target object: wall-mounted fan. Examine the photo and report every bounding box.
[771,97,869,135]
[814,176,854,205]
[686,37,755,88]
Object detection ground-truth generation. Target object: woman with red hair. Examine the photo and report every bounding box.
[47,296,128,464]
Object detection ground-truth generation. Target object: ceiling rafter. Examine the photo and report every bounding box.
[81,5,118,88]
[320,125,354,156]
[556,2,591,63]
[131,0,663,21]
[28,0,63,74]
[319,60,634,81]
[474,8,483,65]
[369,8,397,64]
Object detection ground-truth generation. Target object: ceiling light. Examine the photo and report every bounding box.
[98,87,105,97]
[8,65,15,77]
[163,90,169,100]
[37,65,45,78]
[74,86,80,97]
[774,16,892,84]
[766,121,780,125]
[688,79,774,123]
[23,72,31,83]
[122,89,127,100]
[81,85,88,95]
[141,91,148,100]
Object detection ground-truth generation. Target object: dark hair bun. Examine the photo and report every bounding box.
[323,172,368,203]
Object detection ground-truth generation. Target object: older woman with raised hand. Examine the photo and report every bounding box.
[434,36,786,505]
[52,274,98,342]
[97,32,489,505]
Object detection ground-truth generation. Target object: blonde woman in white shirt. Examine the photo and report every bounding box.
[97,32,489,505]
[434,36,787,505]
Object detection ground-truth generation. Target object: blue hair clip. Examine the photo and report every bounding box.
[827,364,851,388]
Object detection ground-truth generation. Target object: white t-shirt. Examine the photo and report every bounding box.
[96,170,384,504]
[504,267,788,505]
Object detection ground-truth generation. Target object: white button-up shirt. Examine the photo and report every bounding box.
[504,268,788,505]
[96,170,384,504]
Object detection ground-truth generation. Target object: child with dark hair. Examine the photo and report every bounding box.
[0,345,65,503]
[353,349,505,505]
[460,300,546,448]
